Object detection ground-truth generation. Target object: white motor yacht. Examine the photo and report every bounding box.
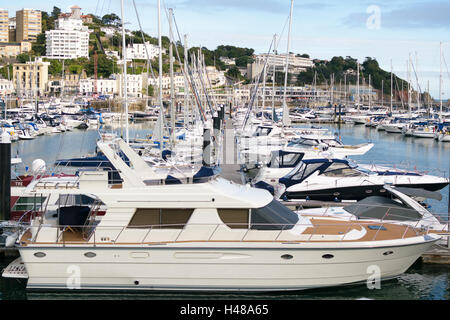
[3,137,440,291]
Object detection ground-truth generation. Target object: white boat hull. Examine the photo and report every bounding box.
[19,238,436,291]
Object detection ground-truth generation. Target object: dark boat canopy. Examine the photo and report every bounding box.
[280,158,354,188]
[344,196,422,221]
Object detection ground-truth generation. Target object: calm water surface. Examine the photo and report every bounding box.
[3,122,449,300]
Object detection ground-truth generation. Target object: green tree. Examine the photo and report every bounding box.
[225,66,241,79]
[68,64,83,74]
[16,53,31,63]
[51,6,61,19]
[235,56,253,68]
[147,85,155,96]
[102,13,121,26]
[48,59,62,76]
[85,54,114,78]
[0,65,13,80]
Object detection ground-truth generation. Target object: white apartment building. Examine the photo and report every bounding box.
[45,6,90,59]
[105,50,120,60]
[117,74,143,97]
[147,67,226,96]
[126,42,165,60]
[255,53,314,71]
[80,74,143,97]
[0,79,13,95]
[100,27,118,37]
[248,53,314,80]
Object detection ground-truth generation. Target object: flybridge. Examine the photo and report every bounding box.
[26,136,221,192]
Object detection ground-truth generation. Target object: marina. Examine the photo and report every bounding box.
[0,0,449,303]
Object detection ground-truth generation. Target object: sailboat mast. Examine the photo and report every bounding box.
[356,63,360,111]
[272,34,277,124]
[439,41,443,120]
[407,56,411,117]
[390,59,393,114]
[184,34,190,129]
[120,0,129,143]
[282,0,294,128]
[169,8,175,145]
[157,0,164,151]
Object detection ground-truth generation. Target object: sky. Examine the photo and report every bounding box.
[5,0,450,99]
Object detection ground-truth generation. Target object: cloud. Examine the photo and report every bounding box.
[343,1,450,30]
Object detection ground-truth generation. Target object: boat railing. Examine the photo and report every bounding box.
[21,218,445,247]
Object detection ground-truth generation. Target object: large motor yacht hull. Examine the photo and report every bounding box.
[19,238,436,291]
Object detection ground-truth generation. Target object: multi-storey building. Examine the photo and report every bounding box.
[0,41,31,57]
[16,8,41,42]
[126,42,165,60]
[0,9,8,43]
[0,79,14,95]
[45,6,89,59]
[79,74,144,98]
[248,53,314,81]
[12,57,50,96]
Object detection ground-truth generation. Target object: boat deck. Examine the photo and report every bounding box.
[304,218,420,241]
[18,218,423,246]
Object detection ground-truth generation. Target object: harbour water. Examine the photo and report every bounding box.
[2,122,449,300]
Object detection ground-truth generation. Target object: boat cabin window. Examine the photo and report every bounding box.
[12,196,47,211]
[128,208,194,229]
[217,209,249,229]
[321,162,363,177]
[218,201,298,230]
[250,200,298,230]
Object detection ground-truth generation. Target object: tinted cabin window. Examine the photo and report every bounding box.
[161,209,194,229]
[322,163,362,177]
[128,209,159,228]
[218,209,249,229]
[250,200,299,230]
[128,208,194,229]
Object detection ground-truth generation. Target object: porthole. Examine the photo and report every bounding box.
[322,254,334,259]
[383,251,393,256]
[84,252,96,258]
[281,254,293,260]
[134,280,139,285]
[34,252,46,258]
[365,189,373,194]
[333,192,340,196]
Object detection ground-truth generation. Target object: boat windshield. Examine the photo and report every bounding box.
[250,199,299,230]
[253,127,272,137]
[320,162,364,177]
[322,139,342,146]
[284,161,324,181]
[287,138,318,147]
[267,152,304,168]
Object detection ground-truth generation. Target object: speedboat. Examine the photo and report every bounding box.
[276,158,449,201]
